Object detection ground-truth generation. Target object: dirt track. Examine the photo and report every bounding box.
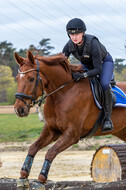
[0,136,124,182]
[0,105,37,114]
[0,150,95,181]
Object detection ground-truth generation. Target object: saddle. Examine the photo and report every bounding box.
[90,77,116,110]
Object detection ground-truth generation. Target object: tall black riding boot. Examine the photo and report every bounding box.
[101,87,113,132]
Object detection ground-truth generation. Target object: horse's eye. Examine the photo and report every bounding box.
[29,77,34,82]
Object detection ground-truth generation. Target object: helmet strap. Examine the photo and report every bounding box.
[77,39,83,45]
[77,35,84,46]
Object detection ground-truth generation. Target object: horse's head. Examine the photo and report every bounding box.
[14,51,44,117]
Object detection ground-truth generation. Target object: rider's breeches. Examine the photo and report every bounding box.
[100,53,114,91]
[79,52,114,91]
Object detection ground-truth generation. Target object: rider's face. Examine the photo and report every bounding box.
[69,32,84,45]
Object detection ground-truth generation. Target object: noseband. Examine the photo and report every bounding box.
[15,60,44,108]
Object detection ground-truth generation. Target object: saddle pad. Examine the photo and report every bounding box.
[112,85,126,107]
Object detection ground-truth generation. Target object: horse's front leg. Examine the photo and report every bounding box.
[37,128,79,184]
[17,125,57,189]
[20,125,57,178]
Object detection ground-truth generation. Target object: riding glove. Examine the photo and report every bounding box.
[72,72,88,81]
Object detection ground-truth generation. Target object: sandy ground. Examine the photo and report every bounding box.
[0,150,95,181]
[0,105,37,114]
[0,135,124,182]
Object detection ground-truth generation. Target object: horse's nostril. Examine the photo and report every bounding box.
[19,107,25,116]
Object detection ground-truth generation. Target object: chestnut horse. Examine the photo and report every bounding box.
[14,51,126,190]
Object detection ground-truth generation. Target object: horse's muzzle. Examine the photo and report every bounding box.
[14,104,30,117]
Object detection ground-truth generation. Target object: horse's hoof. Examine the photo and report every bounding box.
[17,178,29,190]
[32,181,45,190]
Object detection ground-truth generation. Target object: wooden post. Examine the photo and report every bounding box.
[1,178,126,190]
[90,144,126,182]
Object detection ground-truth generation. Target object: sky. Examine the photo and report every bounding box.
[0,0,126,60]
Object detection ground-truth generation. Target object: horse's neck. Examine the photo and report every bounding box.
[40,63,72,93]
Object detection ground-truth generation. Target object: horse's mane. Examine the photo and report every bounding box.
[35,53,84,73]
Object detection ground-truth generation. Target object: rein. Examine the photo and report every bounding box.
[15,59,74,108]
[36,79,74,106]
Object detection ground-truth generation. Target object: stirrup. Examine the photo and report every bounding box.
[101,117,113,133]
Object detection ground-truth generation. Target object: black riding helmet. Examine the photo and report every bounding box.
[66,18,87,35]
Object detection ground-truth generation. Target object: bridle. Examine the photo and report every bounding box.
[15,60,44,108]
[15,59,74,108]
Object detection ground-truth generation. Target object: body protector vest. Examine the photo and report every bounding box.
[68,34,107,68]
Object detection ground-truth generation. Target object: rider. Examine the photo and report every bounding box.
[62,18,114,132]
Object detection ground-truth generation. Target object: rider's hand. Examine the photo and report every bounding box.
[72,72,81,81]
[72,72,88,81]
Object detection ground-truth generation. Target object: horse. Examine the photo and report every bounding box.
[14,51,126,190]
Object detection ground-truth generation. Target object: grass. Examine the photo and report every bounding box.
[94,135,113,140]
[0,114,44,142]
[0,102,12,105]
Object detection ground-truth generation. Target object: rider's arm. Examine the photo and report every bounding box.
[62,42,71,58]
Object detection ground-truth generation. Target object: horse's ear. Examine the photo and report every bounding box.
[14,52,24,66]
[27,51,35,64]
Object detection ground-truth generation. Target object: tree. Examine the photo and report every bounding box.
[114,68,126,82]
[17,48,27,58]
[6,83,17,105]
[37,38,54,56]
[0,38,55,81]
[0,65,16,103]
[0,41,17,77]
[28,44,38,56]
[121,68,126,81]
[114,58,126,73]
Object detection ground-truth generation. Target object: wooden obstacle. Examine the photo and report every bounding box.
[91,144,126,182]
[1,178,126,190]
